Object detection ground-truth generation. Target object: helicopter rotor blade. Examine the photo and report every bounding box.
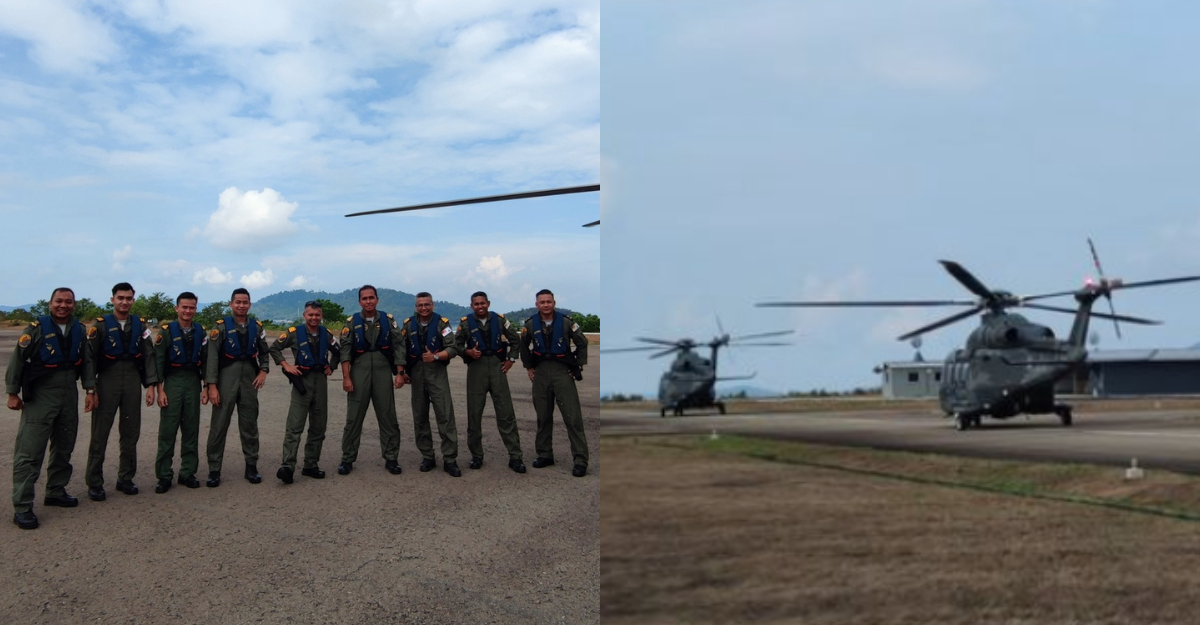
[600,346,672,354]
[633,337,685,347]
[727,342,792,347]
[345,184,600,217]
[650,347,681,359]
[1108,275,1200,291]
[1022,303,1160,326]
[938,260,997,301]
[1087,238,1122,339]
[582,220,600,228]
[896,306,984,341]
[730,329,795,341]
[757,300,975,308]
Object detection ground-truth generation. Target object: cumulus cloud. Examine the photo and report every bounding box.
[201,187,300,250]
[240,269,275,290]
[193,266,233,285]
[112,244,132,271]
[287,275,308,288]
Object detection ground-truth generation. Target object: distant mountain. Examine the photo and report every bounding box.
[0,305,34,313]
[251,288,470,323]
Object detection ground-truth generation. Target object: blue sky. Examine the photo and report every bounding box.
[603,0,1200,396]
[0,0,599,314]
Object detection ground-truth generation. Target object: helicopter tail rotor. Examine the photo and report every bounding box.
[1087,238,1123,339]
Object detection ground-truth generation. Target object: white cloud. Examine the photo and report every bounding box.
[240,268,275,290]
[0,0,120,73]
[201,187,300,250]
[287,275,308,288]
[193,266,233,285]
[112,244,132,271]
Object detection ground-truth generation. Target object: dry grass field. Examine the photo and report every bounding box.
[603,435,1200,625]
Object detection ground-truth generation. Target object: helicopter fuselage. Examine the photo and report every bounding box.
[657,350,720,414]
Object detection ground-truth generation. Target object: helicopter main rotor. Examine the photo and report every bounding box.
[601,330,795,359]
[757,244,1200,341]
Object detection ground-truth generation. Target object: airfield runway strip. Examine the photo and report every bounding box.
[601,406,1200,474]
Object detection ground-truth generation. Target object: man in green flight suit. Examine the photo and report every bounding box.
[270,300,340,483]
[204,287,270,487]
[84,282,159,500]
[152,291,208,494]
[338,285,405,476]
[519,289,590,477]
[6,287,97,530]
[400,292,461,477]
[453,291,525,473]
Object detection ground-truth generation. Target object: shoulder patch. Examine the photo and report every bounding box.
[279,332,288,342]
[96,316,104,322]
[87,326,99,339]
[139,317,146,323]
[161,323,170,330]
[402,317,411,324]
[572,323,581,333]
[387,313,394,319]
[346,315,353,322]
[18,334,32,348]
[155,334,164,346]
[29,321,38,327]
[340,327,350,337]
[441,317,448,323]
[216,319,225,325]
[497,313,505,318]
[461,316,468,322]
[288,326,296,333]
[210,328,221,340]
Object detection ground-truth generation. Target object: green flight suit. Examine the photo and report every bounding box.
[204,317,270,473]
[519,313,589,467]
[339,311,402,464]
[270,325,340,471]
[154,320,206,481]
[454,313,523,461]
[85,315,159,488]
[400,314,459,462]
[6,318,96,513]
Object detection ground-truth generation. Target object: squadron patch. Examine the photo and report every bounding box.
[279,333,288,342]
[87,326,99,339]
[18,334,32,348]
[341,327,350,337]
[155,334,164,346]
[210,329,221,340]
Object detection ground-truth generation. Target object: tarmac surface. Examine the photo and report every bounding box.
[602,401,1200,474]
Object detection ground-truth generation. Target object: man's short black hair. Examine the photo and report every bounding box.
[358,285,378,299]
[112,282,135,296]
[470,291,488,301]
[176,291,198,305]
[231,287,250,301]
[50,287,75,300]
[416,291,432,300]
[535,289,554,298]
[304,300,323,310]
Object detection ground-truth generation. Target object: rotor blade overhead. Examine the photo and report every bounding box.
[727,342,792,347]
[582,220,601,228]
[599,346,668,354]
[896,306,983,341]
[1022,303,1161,326]
[731,330,795,341]
[650,347,680,359]
[938,260,996,301]
[1109,275,1200,291]
[345,184,600,217]
[757,300,975,308]
[634,337,683,347]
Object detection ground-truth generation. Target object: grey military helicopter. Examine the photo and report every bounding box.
[603,327,794,417]
[345,184,600,227]
[758,241,1200,430]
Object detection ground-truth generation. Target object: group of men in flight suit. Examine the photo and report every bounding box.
[5,283,589,530]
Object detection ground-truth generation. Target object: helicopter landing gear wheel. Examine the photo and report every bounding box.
[1055,405,1073,427]
[674,407,684,417]
[954,414,969,431]
[660,408,667,418]
[716,402,726,415]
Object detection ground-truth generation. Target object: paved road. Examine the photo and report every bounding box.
[602,404,1200,474]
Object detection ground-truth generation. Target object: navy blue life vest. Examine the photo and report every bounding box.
[221,316,261,361]
[531,312,569,357]
[166,321,204,369]
[350,312,393,359]
[407,315,447,366]
[34,316,85,370]
[100,314,143,365]
[296,326,329,370]
[465,313,505,361]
